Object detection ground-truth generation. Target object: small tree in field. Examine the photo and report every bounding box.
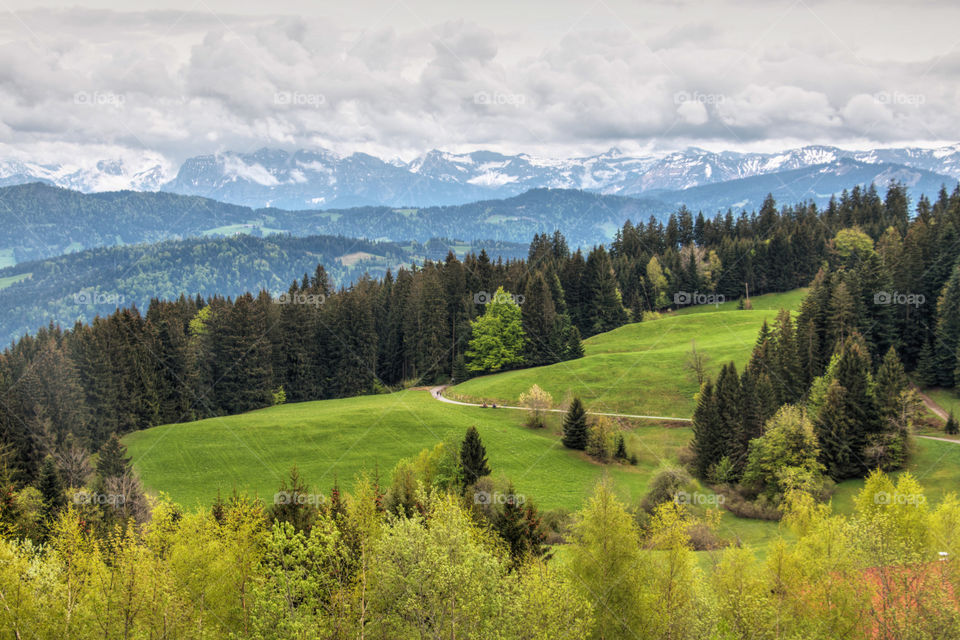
[562,397,588,450]
[586,416,616,463]
[947,411,959,435]
[519,384,553,428]
[685,340,710,386]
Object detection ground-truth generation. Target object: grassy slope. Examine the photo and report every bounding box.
[450,289,806,418]
[124,389,691,513]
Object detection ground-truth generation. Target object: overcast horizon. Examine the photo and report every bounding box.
[1,0,959,170]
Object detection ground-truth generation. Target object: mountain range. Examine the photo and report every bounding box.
[2,144,960,210]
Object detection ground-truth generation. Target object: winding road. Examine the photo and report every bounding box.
[429,385,959,446]
[429,385,692,423]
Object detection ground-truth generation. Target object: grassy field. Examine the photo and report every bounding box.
[0,272,29,289]
[124,389,692,514]
[449,289,805,418]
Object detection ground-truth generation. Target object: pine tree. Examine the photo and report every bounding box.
[691,380,722,479]
[521,272,559,366]
[562,397,589,450]
[915,339,939,388]
[564,325,584,360]
[494,484,528,565]
[946,412,959,435]
[715,363,744,473]
[459,426,491,488]
[935,263,960,388]
[36,456,65,517]
[96,434,131,480]
[584,246,628,336]
[875,346,909,420]
[771,308,803,404]
[614,434,627,461]
[452,354,469,384]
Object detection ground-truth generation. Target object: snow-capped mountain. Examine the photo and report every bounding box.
[2,143,959,209]
[0,156,170,192]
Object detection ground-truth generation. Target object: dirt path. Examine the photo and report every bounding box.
[429,385,692,423]
[917,387,949,421]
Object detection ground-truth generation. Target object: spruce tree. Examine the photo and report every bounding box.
[96,434,131,480]
[36,456,65,517]
[915,339,939,388]
[771,308,803,404]
[946,412,959,435]
[562,397,588,450]
[521,272,559,366]
[715,363,743,473]
[459,426,491,487]
[875,346,908,420]
[935,263,960,388]
[691,380,722,479]
[564,325,585,360]
[614,434,627,461]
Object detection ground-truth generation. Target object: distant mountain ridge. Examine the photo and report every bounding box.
[2,143,960,209]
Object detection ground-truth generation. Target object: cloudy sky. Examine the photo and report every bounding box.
[1,0,958,169]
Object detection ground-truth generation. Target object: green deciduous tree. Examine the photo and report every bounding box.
[465,287,526,373]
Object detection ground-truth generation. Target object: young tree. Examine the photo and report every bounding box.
[741,405,825,503]
[518,384,553,428]
[465,287,526,372]
[568,478,646,638]
[459,426,490,488]
[561,397,589,450]
[684,340,710,386]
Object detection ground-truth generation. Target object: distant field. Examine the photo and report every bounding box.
[449,289,806,418]
[0,272,29,289]
[0,249,14,269]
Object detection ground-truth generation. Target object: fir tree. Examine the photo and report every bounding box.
[521,272,559,366]
[459,426,491,488]
[561,397,588,450]
[875,346,909,420]
[946,412,959,435]
[915,339,939,388]
[564,325,585,360]
[96,434,131,480]
[935,263,960,388]
[691,380,722,479]
[36,456,65,517]
[614,434,627,461]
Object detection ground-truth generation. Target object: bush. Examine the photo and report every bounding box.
[641,467,696,513]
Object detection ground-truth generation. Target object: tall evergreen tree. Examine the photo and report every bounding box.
[459,426,491,488]
[521,272,559,366]
[96,434,132,480]
[562,398,589,450]
[691,380,722,479]
[935,262,960,388]
[36,456,65,518]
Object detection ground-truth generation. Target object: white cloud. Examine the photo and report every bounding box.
[0,2,957,167]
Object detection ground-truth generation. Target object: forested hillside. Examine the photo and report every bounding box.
[0,233,526,346]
